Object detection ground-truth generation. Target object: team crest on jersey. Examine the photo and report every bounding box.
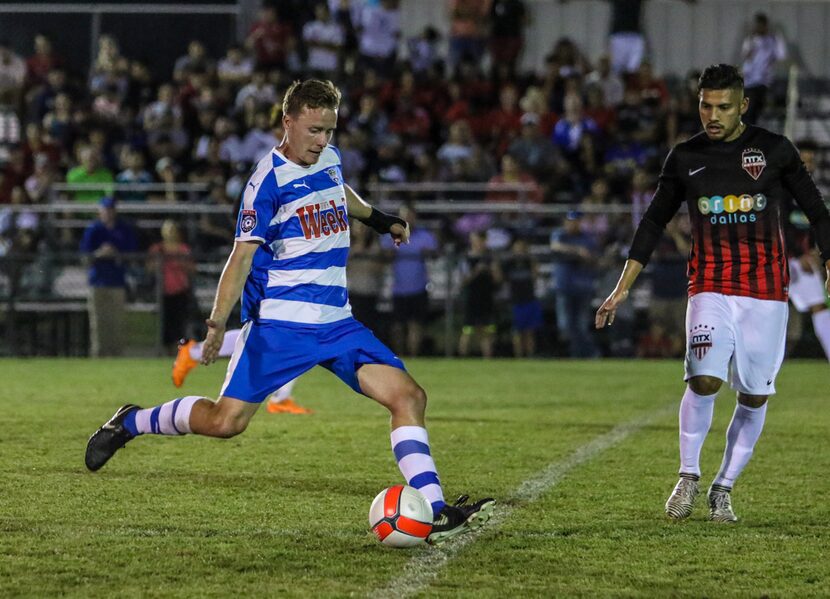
[240,209,257,233]
[741,148,766,180]
[689,324,713,360]
[325,167,341,185]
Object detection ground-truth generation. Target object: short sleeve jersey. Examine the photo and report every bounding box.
[235,145,351,325]
[647,126,826,301]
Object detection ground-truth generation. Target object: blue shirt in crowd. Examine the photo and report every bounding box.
[80,219,138,287]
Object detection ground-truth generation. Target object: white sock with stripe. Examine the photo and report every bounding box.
[189,329,241,361]
[678,386,717,477]
[390,426,446,517]
[270,378,297,402]
[811,309,830,362]
[712,402,768,488]
[124,396,202,436]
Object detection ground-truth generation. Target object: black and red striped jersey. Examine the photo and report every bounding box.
[629,125,830,301]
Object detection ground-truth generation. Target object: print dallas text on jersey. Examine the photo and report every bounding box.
[697,193,767,224]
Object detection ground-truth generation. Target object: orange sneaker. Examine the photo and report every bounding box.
[266,398,313,414]
[172,339,199,387]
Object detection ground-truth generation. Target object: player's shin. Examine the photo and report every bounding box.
[712,402,768,488]
[123,396,203,436]
[390,426,446,517]
[678,386,717,477]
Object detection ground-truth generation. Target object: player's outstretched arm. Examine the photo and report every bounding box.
[344,184,410,246]
[595,259,644,329]
[201,240,259,365]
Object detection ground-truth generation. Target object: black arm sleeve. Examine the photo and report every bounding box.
[781,139,830,262]
[358,207,407,235]
[628,149,685,267]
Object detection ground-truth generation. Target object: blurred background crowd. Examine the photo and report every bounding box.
[0,0,825,360]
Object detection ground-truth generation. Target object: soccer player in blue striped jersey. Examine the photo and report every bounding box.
[85,79,494,544]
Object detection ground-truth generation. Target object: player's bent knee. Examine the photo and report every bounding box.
[389,383,427,416]
[738,393,767,408]
[689,375,722,396]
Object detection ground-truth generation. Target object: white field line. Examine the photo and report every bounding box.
[368,405,675,599]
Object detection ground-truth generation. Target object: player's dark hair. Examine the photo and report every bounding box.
[282,79,341,118]
[698,64,744,93]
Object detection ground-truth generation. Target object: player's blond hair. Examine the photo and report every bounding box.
[281,79,341,119]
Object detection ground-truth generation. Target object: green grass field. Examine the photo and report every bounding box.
[1,358,828,598]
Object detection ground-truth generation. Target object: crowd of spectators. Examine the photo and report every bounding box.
[0,1,799,358]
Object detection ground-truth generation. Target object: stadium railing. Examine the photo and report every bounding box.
[0,181,688,358]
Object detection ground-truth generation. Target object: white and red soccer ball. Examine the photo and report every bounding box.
[369,485,433,547]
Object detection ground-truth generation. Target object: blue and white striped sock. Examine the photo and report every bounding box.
[391,426,446,517]
[123,396,202,436]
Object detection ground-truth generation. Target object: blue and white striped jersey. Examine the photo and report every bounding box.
[235,145,351,326]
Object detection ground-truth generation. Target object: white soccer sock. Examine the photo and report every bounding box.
[391,426,446,517]
[678,386,717,477]
[811,309,830,362]
[712,402,768,489]
[130,396,202,435]
[189,329,241,361]
[270,378,297,402]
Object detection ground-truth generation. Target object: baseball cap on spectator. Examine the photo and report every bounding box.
[520,112,540,126]
[565,209,583,220]
[100,196,116,209]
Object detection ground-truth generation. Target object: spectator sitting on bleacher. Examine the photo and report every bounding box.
[303,2,346,77]
[66,145,113,203]
[116,148,153,202]
[0,39,25,102]
[217,44,254,87]
[25,33,61,89]
[246,5,295,70]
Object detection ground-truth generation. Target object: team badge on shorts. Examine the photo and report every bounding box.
[326,167,341,185]
[240,209,257,233]
[742,148,766,180]
[689,324,713,360]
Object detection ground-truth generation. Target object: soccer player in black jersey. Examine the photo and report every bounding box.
[596,64,830,522]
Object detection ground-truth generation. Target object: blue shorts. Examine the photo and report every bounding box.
[512,301,543,331]
[220,317,405,403]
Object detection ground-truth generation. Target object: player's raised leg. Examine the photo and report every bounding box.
[173,329,242,387]
[266,378,312,414]
[356,363,494,544]
[85,395,259,471]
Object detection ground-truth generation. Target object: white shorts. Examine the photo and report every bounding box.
[788,258,827,312]
[684,292,788,395]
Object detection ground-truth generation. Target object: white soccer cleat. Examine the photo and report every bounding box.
[665,477,700,520]
[708,485,738,523]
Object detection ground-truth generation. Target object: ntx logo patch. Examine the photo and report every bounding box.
[689,324,713,360]
[240,209,257,233]
[697,193,767,224]
[296,199,349,239]
[742,148,766,180]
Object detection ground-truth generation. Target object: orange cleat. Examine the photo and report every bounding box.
[172,339,199,388]
[266,397,313,414]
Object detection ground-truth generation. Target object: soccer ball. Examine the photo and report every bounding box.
[369,485,434,547]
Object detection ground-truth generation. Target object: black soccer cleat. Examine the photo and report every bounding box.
[85,404,141,472]
[427,495,496,545]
